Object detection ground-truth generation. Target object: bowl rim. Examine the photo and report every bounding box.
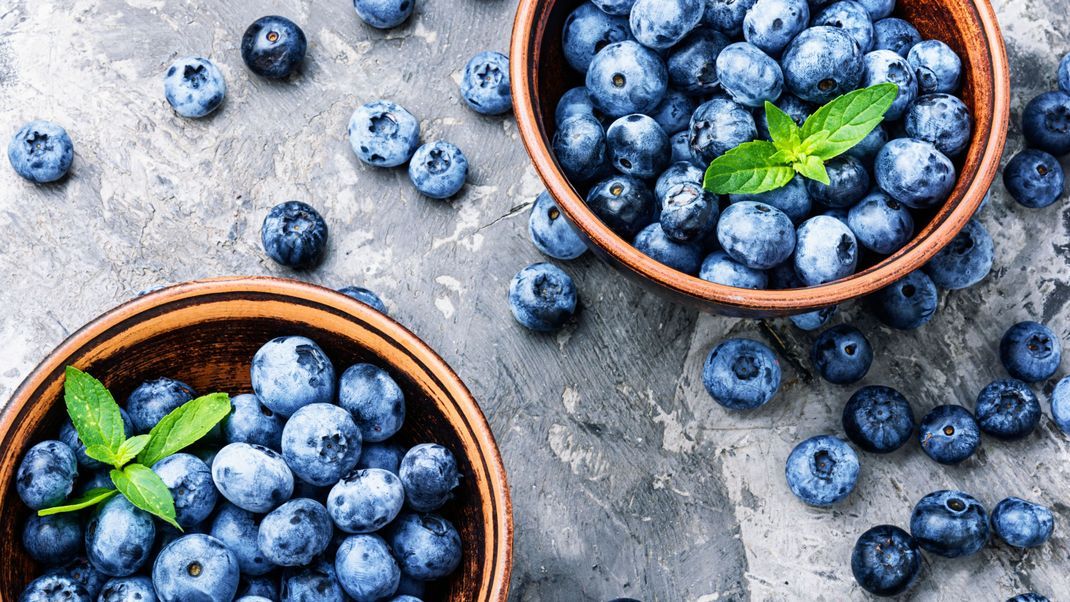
[509,0,1010,314]
[0,275,513,601]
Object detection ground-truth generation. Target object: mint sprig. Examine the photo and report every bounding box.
[704,83,899,195]
[41,367,229,530]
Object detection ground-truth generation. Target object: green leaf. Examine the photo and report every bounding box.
[765,101,802,153]
[114,435,152,467]
[799,83,899,160]
[110,465,180,530]
[137,393,231,467]
[37,488,117,516]
[64,367,126,457]
[795,155,831,185]
[83,444,121,468]
[704,140,796,195]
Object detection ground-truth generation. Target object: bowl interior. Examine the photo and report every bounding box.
[0,278,511,601]
[515,0,1007,315]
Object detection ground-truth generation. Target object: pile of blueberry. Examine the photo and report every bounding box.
[15,335,463,601]
[1003,53,1070,210]
[701,315,1065,598]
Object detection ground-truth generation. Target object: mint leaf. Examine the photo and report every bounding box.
[114,435,152,467]
[765,101,802,153]
[795,155,830,185]
[38,487,117,516]
[800,83,898,160]
[137,393,231,467]
[110,465,180,530]
[704,141,796,195]
[83,444,122,468]
[64,367,125,457]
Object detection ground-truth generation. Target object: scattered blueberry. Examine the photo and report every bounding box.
[334,535,400,601]
[251,335,336,417]
[508,262,578,332]
[633,223,704,274]
[7,120,74,183]
[209,502,274,576]
[353,0,414,29]
[628,0,703,50]
[781,26,864,104]
[847,191,914,255]
[1000,321,1062,383]
[562,3,633,73]
[794,215,859,286]
[918,404,980,464]
[408,141,468,199]
[1051,375,1070,434]
[460,51,512,116]
[688,97,756,165]
[152,534,240,602]
[717,201,796,270]
[703,338,781,410]
[281,403,363,486]
[586,41,668,118]
[924,218,994,290]
[789,306,836,331]
[842,385,915,453]
[163,57,225,119]
[910,490,989,558]
[606,114,670,178]
[699,250,768,289]
[554,114,608,182]
[869,270,938,330]
[812,324,873,384]
[529,191,588,260]
[1008,595,1051,602]
[16,440,78,510]
[241,16,307,79]
[85,495,156,577]
[784,435,859,506]
[716,42,784,108]
[261,201,329,270]
[258,498,334,567]
[339,286,388,313]
[1004,148,1065,209]
[1023,91,1070,156]
[990,497,1054,549]
[905,93,972,157]
[211,442,294,513]
[152,453,218,528]
[399,443,460,512]
[388,513,463,580]
[22,513,82,566]
[348,101,421,168]
[975,378,1041,440]
[851,525,921,597]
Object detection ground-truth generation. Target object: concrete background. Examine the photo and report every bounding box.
[1,0,1068,600]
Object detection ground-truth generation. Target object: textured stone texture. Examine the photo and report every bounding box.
[0,0,1068,600]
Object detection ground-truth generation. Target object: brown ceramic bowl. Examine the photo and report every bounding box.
[511,0,1010,317]
[0,277,512,601]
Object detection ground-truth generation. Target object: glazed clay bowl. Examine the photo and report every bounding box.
[511,0,1010,317]
[0,277,512,601]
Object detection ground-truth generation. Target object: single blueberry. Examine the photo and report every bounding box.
[7,120,74,183]
[209,502,275,576]
[633,223,705,274]
[163,57,226,119]
[18,574,90,602]
[699,251,768,289]
[388,513,463,580]
[918,404,980,464]
[241,16,306,79]
[907,39,962,94]
[785,435,859,506]
[794,215,859,286]
[812,324,873,384]
[649,90,698,134]
[780,26,864,104]
[16,440,78,510]
[857,0,894,19]
[1003,149,1064,209]
[905,93,972,157]
[716,42,784,108]
[729,175,812,223]
[49,557,107,598]
[847,191,914,255]
[586,174,655,238]
[22,513,83,566]
[125,377,196,435]
[667,29,730,96]
[60,408,133,469]
[408,141,468,199]
[339,286,388,313]
[629,0,703,50]
[212,442,295,513]
[743,0,809,56]
[991,497,1054,549]
[717,202,796,270]
[399,443,460,512]
[556,87,597,126]
[688,97,757,165]
[842,385,915,453]
[98,576,157,602]
[702,0,757,35]
[251,335,336,417]
[863,50,918,120]
[281,560,348,602]
[606,114,670,178]
[353,0,414,29]
[261,201,329,270]
[806,155,870,208]
[357,442,407,474]
[923,218,994,290]
[85,495,156,577]
[224,393,285,450]
[814,1,875,53]
[660,182,719,243]
[554,114,608,182]
[508,263,578,332]
[1051,375,1070,435]
[338,363,405,443]
[153,453,218,528]
[258,498,334,567]
[703,338,781,410]
[152,534,240,602]
[910,490,989,558]
[348,100,421,168]
[1000,321,1061,383]
[334,534,400,601]
[789,306,837,330]
[850,525,921,597]
[975,378,1041,440]
[460,51,512,116]
[585,41,668,118]
[872,17,921,57]
[328,468,405,533]
[875,138,956,209]
[282,403,363,486]
[562,3,633,73]
[868,270,938,330]
[529,191,588,260]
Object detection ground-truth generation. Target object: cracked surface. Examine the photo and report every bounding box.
[1,0,1070,600]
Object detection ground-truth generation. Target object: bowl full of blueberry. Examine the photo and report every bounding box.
[510,0,1010,317]
[0,277,512,601]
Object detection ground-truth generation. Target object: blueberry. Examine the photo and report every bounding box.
[755,95,813,142]
[716,42,785,108]
[353,0,413,29]
[593,0,636,15]
[794,215,859,286]
[282,403,363,486]
[869,270,938,330]
[703,338,781,410]
[281,560,348,602]
[789,306,836,330]
[241,16,306,79]
[784,435,859,506]
[781,26,864,104]
[127,378,196,435]
[49,557,107,598]
[1003,149,1064,209]
[699,250,768,289]
[812,324,872,384]
[905,93,972,157]
[529,191,589,260]
[209,502,274,576]
[874,138,956,209]
[629,0,703,50]
[847,191,914,254]
[556,87,597,125]
[223,393,285,450]
[863,50,918,120]
[508,263,578,332]
[743,0,809,56]
[60,408,133,469]
[1008,595,1051,602]
[153,453,218,528]
[212,443,294,512]
[251,335,336,417]
[872,17,921,57]
[260,201,329,270]
[814,1,875,53]
[717,202,795,270]
[907,39,961,94]
[702,0,757,35]
[806,155,870,208]
[18,574,90,602]
[688,97,757,165]
[729,175,812,223]
[357,442,407,474]
[633,223,705,274]
[850,525,921,597]
[606,114,670,178]
[152,534,240,602]
[16,440,78,510]
[667,29,730,95]
[388,513,463,580]
[334,535,400,601]
[660,182,719,242]
[163,57,225,120]
[586,175,655,238]
[910,490,988,558]
[586,41,668,118]
[562,3,633,73]
[98,576,157,602]
[327,468,405,533]
[917,404,980,464]
[1000,321,1062,383]
[85,495,156,577]
[338,363,405,443]
[408,141,468,199]
[7,120,74,183]
[991,497,1054,549]
[399,443,460,512]
[975,378,1041,440]
[923,218,994,290]
[842,385,915,452]
[460,51,512,116]
[348,100,421,168]
[670,130,695,164]
[554,114,608,182]
[339,286,388,313]
[1052,375,1070,434]
[22,513,82,565]
[238,575,278,601]
[649,90,698,134]
[258,498,333,567]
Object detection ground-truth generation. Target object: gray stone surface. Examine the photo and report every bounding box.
[0,0,1068,600]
